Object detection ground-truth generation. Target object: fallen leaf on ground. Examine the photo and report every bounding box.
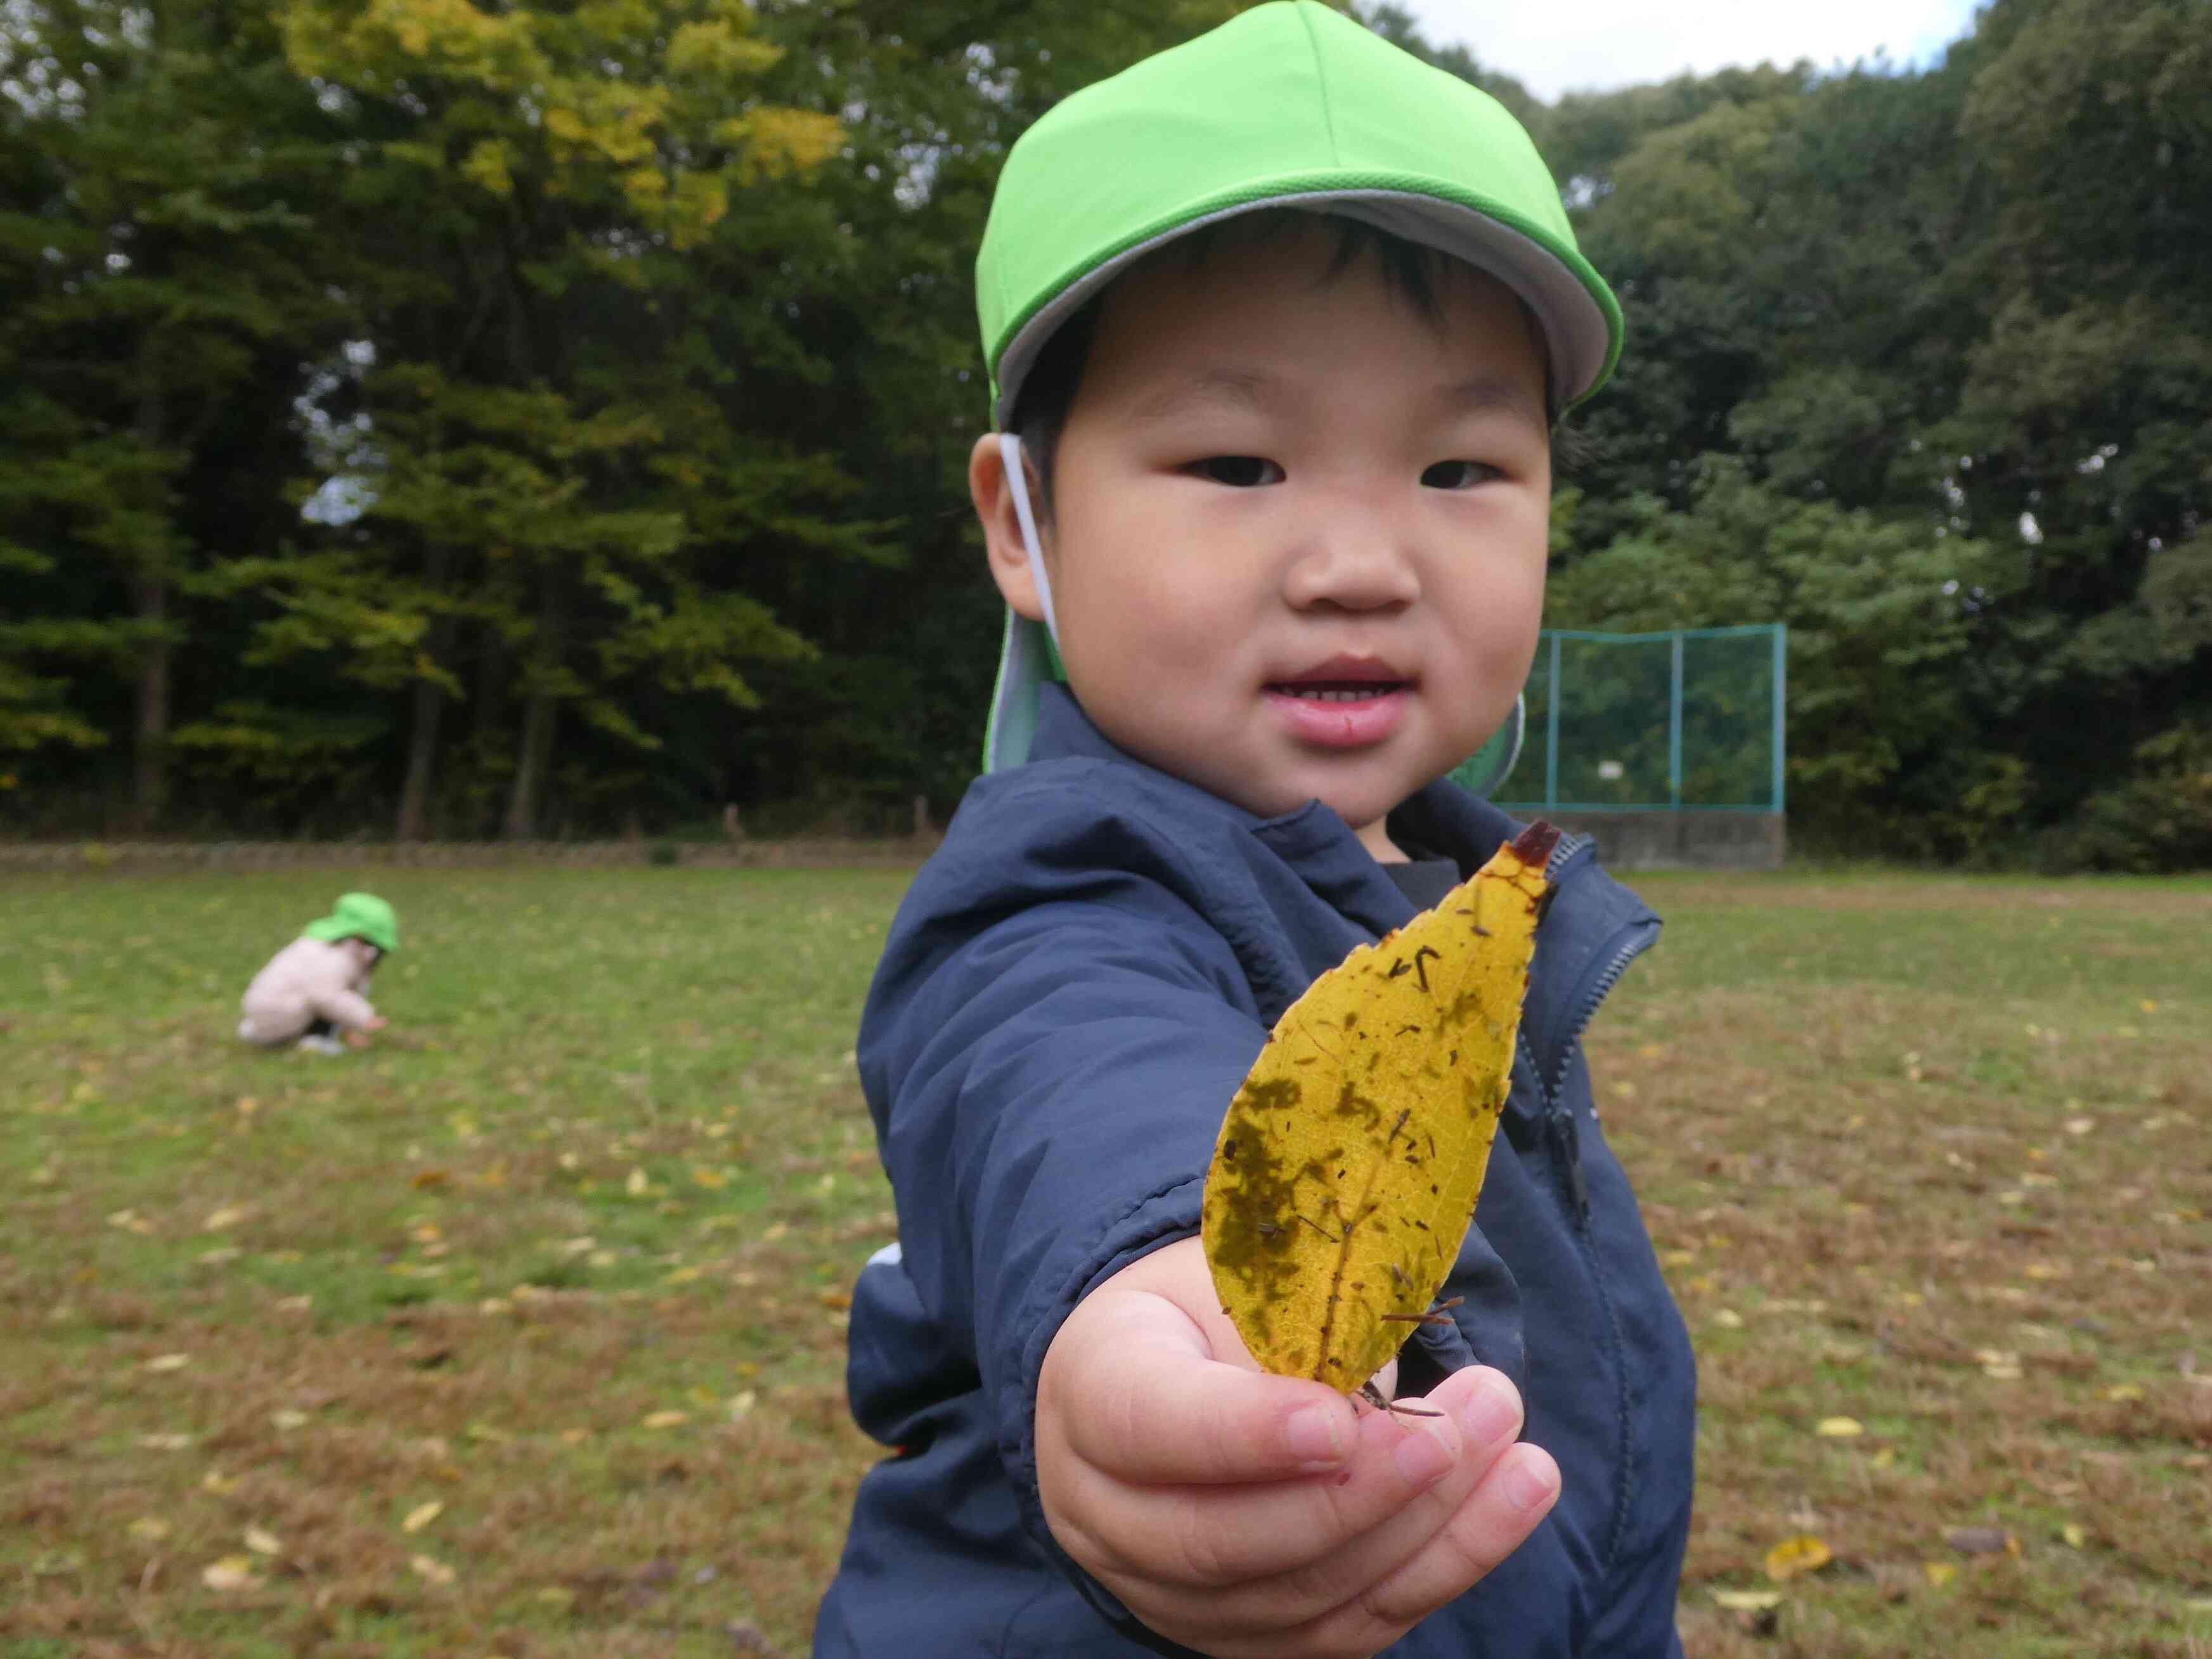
[138,1433,193,1451]
[626,1166,649,1196]
[204,1205,248,1230]
[126,1518,170,1542]
[243,1527,280,1556]
[202,1556,259,1591]
[270,1409,309,1430]
[1944,1526,2019,1556]
[403,1501,444,1533]
[1924,1561,1957,1586]
[642,1409,689,1429]
[2060,1523,2088,1548]
[1814,1416,1863,1438]
[1711,1589,1784,1611]
[1764,1534,1833,1582]
[410,1553,456,1585]
[144,1352,189,1372]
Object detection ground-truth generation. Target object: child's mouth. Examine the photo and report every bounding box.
[1273,682,1404,703]
[1264,676,1411,747]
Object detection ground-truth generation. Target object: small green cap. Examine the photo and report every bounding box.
[304,892,399,953]
[975,0,1620,427]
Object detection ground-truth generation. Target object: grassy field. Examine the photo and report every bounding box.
[2,861,2207,1657]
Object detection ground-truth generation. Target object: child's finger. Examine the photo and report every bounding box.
[1325,1439,1560,1637]
[1161,1366,1530,1630]
[1047,1301,1362,1486]
[1056,1390,1471,1592]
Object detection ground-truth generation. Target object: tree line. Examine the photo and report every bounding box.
[3,0,2207,867]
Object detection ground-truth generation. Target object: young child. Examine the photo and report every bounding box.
[818,8,1695,1655]
[236,891,397,1055]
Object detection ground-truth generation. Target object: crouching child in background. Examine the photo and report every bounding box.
[236,891,398,1055]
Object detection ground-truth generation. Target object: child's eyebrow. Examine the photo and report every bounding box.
[1436,373,1545,425]
[1127,366,1287,425]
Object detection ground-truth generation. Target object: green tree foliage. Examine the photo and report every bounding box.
[1,0,2206,866]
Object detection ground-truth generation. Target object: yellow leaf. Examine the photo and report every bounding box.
[403,1501,444,1533]
[202,1555,259,1591]
[1924,1561,1957,1587]
[138,1433,193,1451]
[127,1517,170,1542]
[243,1526,281,1556]
[1713,1308,1745,1329]
[641,1409,689,1429]
[145,1352,189,1372]
[270,1409,309,1430]
[2060,1523,2088,1548]
[690,1166,727,1189]
[1711,1588,1784,1611]
[1203,824,1556,1395]
[1764,1533,1834,1582]
[410,1553,455,1586]
[728,1389,757,1422]
[2104,1383,2145,1402]
[1814,1416,1863,1438]
[626,1167,649,1196]
[204,1204,248,1230]
[200,1469,238,1495]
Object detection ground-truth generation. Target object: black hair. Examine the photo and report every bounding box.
[1006,209,1563,521]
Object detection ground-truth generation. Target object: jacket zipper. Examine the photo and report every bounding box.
[1524,832,1657,1217]
[1528,830,1661,1577]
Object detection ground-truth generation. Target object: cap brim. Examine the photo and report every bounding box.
[992,189,1617,427]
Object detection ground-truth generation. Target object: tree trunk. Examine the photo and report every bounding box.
[131,576,171,832]
[501,572,569,840]
[396,669,446,841]
[396,552,455,841]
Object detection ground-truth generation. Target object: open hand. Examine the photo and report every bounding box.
[1035,1237,1558,1659]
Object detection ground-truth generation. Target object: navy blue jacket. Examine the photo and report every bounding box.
[817,687,1695,1657]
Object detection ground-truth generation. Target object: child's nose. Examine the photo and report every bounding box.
[1281,519,1421,614]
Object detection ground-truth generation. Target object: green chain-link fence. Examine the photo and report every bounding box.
[1452,624,1787,812]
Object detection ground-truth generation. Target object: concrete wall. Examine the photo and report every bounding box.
[1522,810,1786,870]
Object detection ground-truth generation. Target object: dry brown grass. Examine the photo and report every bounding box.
[3,863,2207,1656]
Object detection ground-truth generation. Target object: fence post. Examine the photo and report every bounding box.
[1544,631,1561,811]
[1668,629,1685,810]
[1771,622,1788,813]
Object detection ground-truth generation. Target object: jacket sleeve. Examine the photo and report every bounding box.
[859,803,1271,1608]
[300,949,377,1030]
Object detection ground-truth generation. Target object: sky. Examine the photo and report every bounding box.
[1394,0,1987,101]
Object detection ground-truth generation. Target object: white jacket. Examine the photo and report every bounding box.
[238,936,378,1042]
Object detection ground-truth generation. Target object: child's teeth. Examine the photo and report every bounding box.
[1291,687,1381,701]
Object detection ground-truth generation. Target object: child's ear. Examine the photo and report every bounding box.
[969,432,1047,624]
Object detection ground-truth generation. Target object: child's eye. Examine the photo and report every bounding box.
[1189,456,1284,487]
[1421,460,1502,491]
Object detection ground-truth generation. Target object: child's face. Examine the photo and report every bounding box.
[983,224,1553,859]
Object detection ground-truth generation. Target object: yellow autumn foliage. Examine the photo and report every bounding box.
[1202,822,1559,1395]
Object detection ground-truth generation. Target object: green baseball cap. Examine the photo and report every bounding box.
[976,1,1619,771]
[304,892,399,953]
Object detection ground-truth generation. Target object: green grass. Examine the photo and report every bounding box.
[3,862,2208,1656]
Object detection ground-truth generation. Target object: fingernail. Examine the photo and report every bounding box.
[1504,1456,1556,1513]
[1458,1374,1520,1447]
[1286,1405,1347,1467]
[1393,1427,1451,1487]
